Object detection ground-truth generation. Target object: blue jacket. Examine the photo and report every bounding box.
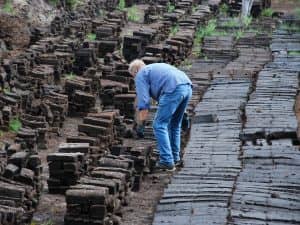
[135,63,192,110]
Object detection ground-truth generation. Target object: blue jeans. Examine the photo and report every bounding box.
[153,84,192,166]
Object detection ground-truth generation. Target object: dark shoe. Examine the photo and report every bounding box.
[175,160,184,168]
[154,162,175,172]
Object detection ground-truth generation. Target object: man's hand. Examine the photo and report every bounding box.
[136,123,145,138]
[138,109,148,122]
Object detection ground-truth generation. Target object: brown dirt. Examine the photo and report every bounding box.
[271,0,300,15]
[32,117,81,225]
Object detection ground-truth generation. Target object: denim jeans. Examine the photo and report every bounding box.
[153,84,192,166]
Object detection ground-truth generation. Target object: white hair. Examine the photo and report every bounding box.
[128,59,146,76]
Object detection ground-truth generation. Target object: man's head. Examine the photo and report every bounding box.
[128,59,146,77]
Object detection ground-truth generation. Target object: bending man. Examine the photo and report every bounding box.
[129,59,192,171]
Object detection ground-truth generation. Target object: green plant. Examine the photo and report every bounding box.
[294,8,300,19]
[219,3,229,15]
[181,59,193,69]
[280,23,300,32]
[223,17,240,28]
[66,73,76,80]
[261,8,273,17]
[195,19,227,44]
[167,2,175,13]
[288,51,300,56]
[9,118,21,133]
[41,220,54,225]
[170,24,179,36]
[127,5,140,22]
[242,16,252,28]
[235,30,244,40]
[66,0,78,9]
[192,5,198,13]
[2,0,14,14]
[49,0,59,6]
[87,33,96,41]
[117,0,125,10]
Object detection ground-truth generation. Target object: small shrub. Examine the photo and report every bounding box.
[2,0,14,14]
[127,5,140,22]
[219,3,229,15]
[235,30,244,40]
[294,8,300,19]
[242,16,252,28]
[66,73,76,80]
[167,2,175,13]
[87,33,96,41]
[170,24,179,36]
[288,51,300,56]
[66,0,78,9]
[223,17,240,28]
[261,8,273,17]
[117,0,125,10]
[9,118,21,133]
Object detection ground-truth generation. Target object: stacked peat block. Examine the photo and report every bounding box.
[0,149,43,223]
[64,76,96,115]
[202,36,238,61]
[223,48,271,78]
[20,114,48,149]
[123,23,170,63]
[225,0,271,17]
[100,78,130,107]
[42,90,69,130]
[47,152,86,194]
[111,141,157,191]
[0,179,32,224]
[3,151,43,195]
[113,93,136,119]
[240,24,300,143]
[92,12,126,57]
[64,155,135,225]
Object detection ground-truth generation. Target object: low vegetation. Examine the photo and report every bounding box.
[117,0,125,10]
[2,0,14,14]
[167,2,175,13]
[170,24,179,36]
[219,3,229,15]
[127,5,140,22]
[86,33,96,41]
[9,118,21,133]
[261,8,273,17]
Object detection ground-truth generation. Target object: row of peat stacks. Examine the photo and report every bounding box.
[0,1,134,224]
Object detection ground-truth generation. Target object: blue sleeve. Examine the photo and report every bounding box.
[135,70,151,110]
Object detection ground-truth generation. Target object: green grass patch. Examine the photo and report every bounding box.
[127,5,140,22]
[195,19,227,44]
[261,8,273,17]
[288,51,300,56]
[280,23,300,32]
[65,73,76,80]
[9,118,21,133]
[181,59,193,69]
[117,0,125,10]
[66,0,78,9]
[167,2,175,13]
[86,33,96,41]
[294,7,300,19]
[235,30,244,40]
[219,3,229,15]
[223,17,240,28]
[192,5,199,13]
[2,0,14,14]
[242,16,252,28]
[170,24,179,36]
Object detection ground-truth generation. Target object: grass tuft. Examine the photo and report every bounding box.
[261,8,273,17]
[219,3,229,15]
[9,118,21,133]
[87,33,96,41]
[167,2,175,13]
[127,5,140,22]
[117,0,125,10]
[2,0,14,14]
